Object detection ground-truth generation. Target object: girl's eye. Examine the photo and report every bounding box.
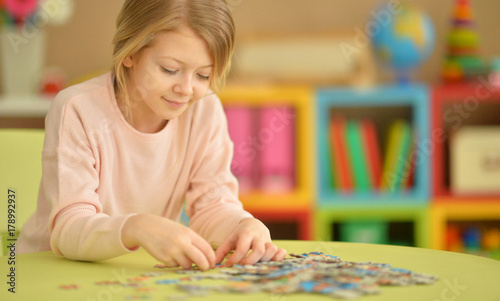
[197,74,210,81]
[161,67,177,74]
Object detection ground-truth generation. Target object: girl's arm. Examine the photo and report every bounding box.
[44,92,134,261]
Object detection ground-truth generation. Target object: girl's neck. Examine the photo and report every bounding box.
[114,87,168,134]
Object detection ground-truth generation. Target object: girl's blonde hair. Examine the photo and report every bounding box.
[112,0,235,122]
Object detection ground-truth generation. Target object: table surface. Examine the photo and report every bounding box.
[1,240,500,301]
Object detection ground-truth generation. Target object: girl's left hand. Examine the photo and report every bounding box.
[215,217,287,266]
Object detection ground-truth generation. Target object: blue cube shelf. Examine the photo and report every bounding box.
[315,84,430,206]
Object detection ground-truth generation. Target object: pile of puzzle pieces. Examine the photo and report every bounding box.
[152,251,439,299]
[69,252,439,299]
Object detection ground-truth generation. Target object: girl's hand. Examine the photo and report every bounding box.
[215,217,287,266]
[122,214,215,271]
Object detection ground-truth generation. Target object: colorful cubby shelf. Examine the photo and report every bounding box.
[430,82,500,256]
[314,84,431,248]
[216,82,500,253]
[316,85,430,205]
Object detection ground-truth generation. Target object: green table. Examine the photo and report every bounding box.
[1,240,500,300]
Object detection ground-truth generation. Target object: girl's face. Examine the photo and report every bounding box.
[123,25,213,128]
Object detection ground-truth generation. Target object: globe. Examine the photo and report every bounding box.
[370,3,435,83]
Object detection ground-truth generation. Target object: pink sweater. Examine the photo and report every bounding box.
[18,72,253,261]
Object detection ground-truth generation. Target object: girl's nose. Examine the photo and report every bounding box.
[172,74,193,97]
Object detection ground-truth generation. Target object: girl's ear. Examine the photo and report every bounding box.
[123,55,134,68]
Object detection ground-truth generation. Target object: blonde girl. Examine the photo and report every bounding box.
[18,0,286,270]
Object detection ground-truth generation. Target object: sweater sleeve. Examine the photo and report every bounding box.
[45,92,135,261]
[184,96,253,248]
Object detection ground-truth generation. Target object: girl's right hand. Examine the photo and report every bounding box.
[121,214,215,271]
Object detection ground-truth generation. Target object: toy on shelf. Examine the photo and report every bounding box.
[441,0,487,83]
[445,221,500,260]
[370,2,435,84]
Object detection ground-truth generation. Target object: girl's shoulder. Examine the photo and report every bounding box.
[52,72,112,109]
[46,72,116,126]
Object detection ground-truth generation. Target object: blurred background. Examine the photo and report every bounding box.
[0,0,498,86]
[1,1,500,258]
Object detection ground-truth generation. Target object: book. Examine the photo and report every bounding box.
[323,117,336,189]
[345,120,370,192]
[401,139,415,190]
[224,106,255,192]
[329,116,353,192]
[360,119,382,190]
[381,120,412,192]
[258,106,295,192]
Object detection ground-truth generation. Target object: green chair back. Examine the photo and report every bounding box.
[0,129,44,255]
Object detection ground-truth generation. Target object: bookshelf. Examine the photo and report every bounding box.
[430,83,500,257]
[316,85,430,205]
[219,85,315,240]
[314,84,430,248]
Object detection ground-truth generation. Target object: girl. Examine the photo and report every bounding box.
[18,0,286,271]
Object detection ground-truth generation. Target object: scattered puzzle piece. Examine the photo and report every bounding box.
[59,251,438,300]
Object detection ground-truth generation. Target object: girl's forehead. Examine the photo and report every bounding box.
[149,28,212,66]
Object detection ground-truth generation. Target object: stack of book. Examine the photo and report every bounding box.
[327,116,414,193]
[225,105,296,193]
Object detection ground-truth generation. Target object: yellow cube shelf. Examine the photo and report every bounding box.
[430,199,500,250]
[219,85,315,211]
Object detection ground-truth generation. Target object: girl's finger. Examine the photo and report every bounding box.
[183,244,211,271]
[239,239,267,265]
[259,242,279,263]
[215,238,234,264]
[225,235,252,266]
[270,248,287,262]
[162,257,180,268]
[170,251,194,270]
[192,234,216,268]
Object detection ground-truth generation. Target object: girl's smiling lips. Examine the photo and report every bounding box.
[162,97,187,108]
